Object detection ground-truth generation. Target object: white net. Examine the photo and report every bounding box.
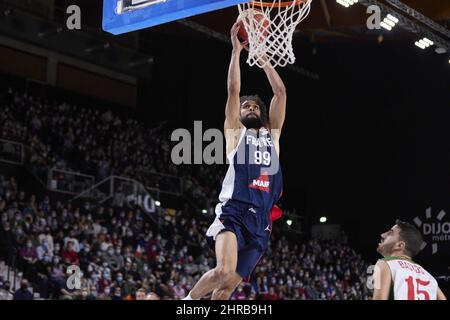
[237,0,313,68]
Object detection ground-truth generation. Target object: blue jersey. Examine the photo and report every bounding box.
[206,127,283,279]
[216,127,283,215]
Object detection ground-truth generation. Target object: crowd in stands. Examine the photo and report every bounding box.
[0,86,371,300]
[0,175,371,300]
[0,88,224,207]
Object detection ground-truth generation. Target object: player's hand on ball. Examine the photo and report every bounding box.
[231,22,248,53]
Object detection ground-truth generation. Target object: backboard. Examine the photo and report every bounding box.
[103,0,249,35]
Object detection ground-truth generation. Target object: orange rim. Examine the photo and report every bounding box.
[250,0,305,8]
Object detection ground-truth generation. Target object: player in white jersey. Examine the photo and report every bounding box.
[372,219,447,300]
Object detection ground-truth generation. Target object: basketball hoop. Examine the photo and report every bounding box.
[238,0,313,68]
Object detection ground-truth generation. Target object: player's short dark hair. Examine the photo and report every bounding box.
[240,95,268,126]
[395,219,423,257]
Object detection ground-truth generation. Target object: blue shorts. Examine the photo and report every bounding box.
[206,200,271,280]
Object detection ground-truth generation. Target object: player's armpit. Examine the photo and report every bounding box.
[437,287,447,300]
[372,260,392,300]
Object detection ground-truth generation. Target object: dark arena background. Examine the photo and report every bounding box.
[0,0,449,302]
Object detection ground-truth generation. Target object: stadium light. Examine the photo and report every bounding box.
[414,41,426,49]
[336,0,349,8]
[379,14,399,31]
[155,201,161,206]
[418,39,429,47]
[201,209,207,214]
[286,219,293,226]
[320,217,327,223]
[423,38,434,46]
[337,0,358,7]
[383,18,395,28]
[380,21,392,31]
[415,37,435,50]
[386,14,399,24]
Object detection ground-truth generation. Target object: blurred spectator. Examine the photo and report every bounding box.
[136,288,147,300]
[0,281,13,300]
[62,241,79,265]
[36,237,53,261]
[0,222,16,266]
[98,286,112,300]
[13,279,33,300]
[146,292,160,300]
[264,287,279,300]
[111,286,123,300]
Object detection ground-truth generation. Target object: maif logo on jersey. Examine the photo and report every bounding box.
[413,207,450,255]
[249,172,270,193]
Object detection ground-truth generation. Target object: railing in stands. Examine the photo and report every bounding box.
[0,139,24,165]
[0,248,20,298]
[0,138,182,198]
[71,175,161,224]
[48,168,95,195]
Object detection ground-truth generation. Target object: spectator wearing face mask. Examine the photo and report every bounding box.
[111,286,123,300]
[129,263,142,282]
[261,287,278,300]
[85,286,98,300]
[36,237,53,261]
[98,271,113,292]
[13,279,33,300]
[64,230,80,253]
[62,241,79,265]
[33,252,53,299]
[232,284,247,300]
[122,275,136,296]
[138,263,151,279]
[0,281,13,300]
[172,282,186,299]
[107,271,121,288]
[98,286,112,300]
[0,222,16,266]
[38,228,54,254]
[78,244,93,271]
[253,276,268,296]
[104,246,124,272]
[19,239,39,281]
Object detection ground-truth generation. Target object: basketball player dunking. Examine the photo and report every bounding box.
[373,220,447,300]
[182,22,285,300]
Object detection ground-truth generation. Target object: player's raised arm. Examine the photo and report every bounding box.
[224,22,247,130]
[372,260,392,300]
[262,62,287,133]
[437,287,447,300]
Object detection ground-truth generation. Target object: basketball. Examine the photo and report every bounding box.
[237,9,270,42]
